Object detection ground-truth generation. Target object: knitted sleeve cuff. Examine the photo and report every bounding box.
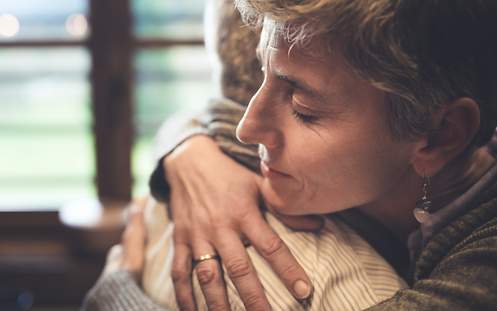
[82,270,169,311]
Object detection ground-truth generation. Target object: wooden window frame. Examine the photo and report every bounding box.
[0,0,203,211]
[0,0,203,307]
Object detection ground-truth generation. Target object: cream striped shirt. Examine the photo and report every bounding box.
[140,198,406,311]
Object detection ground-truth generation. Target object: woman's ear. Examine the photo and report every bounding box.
[411,97,480,176]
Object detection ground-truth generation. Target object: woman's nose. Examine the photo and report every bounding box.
[236,88,281,148]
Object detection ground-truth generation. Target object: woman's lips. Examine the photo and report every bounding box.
[260,161,291,179]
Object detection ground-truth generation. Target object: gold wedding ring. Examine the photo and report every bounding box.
[193,253,220,266]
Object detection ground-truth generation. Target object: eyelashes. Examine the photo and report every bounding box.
[291,92,319,124]
[260,68,320,125]
[291,109,318,124]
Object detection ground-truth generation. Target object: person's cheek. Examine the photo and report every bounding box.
[292,164,325,214]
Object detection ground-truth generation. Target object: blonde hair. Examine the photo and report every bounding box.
[236,0,497,146]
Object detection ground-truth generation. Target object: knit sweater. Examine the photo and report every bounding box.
[84,98,497,310]
[368,168,497,310]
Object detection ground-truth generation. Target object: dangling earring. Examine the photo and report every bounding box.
[413,175,432,224]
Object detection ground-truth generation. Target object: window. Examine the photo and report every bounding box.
[0,1,92,209]
[0,0,214,307]
[0,0,214,210]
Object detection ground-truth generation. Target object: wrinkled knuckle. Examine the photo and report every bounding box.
[280,263,301,280]
[195,262,219,286]
[225,258,251,280]
[259,235,285,258]
[232,203,252,220]
[171,266,190,283]
[206,302,228,311]
[243,293,266,311]
[176,296,193,311]
[172,229,189,244]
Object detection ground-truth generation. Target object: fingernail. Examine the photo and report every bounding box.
[293,279,312,299]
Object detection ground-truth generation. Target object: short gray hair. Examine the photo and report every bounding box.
[236,0,497,146]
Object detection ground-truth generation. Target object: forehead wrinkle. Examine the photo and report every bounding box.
[260,26,350,108]
[269,47,334,104]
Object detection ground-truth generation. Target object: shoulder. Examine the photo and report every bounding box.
[412,192,497,302]
[417,191,497,278]
[248,214,406,309]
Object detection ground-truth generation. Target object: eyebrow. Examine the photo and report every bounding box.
[274,71,326,103]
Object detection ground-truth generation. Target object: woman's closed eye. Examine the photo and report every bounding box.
[291,109,318,124]
[291,100,319,124]
[286,82,322,125]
